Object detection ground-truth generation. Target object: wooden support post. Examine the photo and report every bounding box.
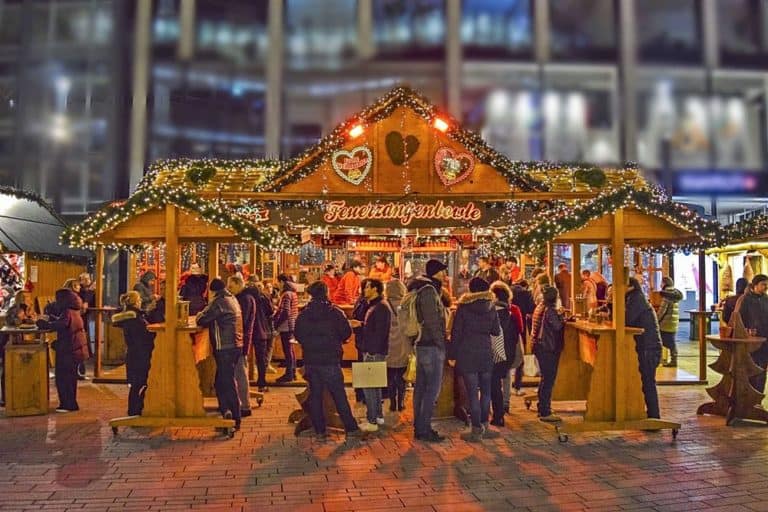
[127,252,137,291]
[597,244,603,275]
[611,209,627,423]
[546,242,554,281]
[94,246,104,378]
[571,243,581,311]
[165,205,180,416]
[207,242,218,282]
[698,250,708,382]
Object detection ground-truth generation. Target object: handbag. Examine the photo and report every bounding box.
[491,332,506,364]
[509,339,524,369]
[523,353,540,377]
[351,361,387,388]
[403,352,417,383]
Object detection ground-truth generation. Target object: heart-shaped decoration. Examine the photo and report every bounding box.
[332,145,372,185]
[434,147,475,186]
[385,131,420,165]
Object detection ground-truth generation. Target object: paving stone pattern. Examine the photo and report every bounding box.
[1,381,768,511]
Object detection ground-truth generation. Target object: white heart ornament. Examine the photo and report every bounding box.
[332,146,373,186]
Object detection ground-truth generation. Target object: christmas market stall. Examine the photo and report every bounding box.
[707,214,768,303]
[0,187,90,317]
[61,188,295,435]
[490,185,724,440]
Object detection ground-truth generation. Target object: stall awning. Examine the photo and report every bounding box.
[0,188,91,261]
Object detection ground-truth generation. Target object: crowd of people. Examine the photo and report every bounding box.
[7,253,768,445]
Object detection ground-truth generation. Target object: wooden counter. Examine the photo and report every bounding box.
[553,320,681,440]
[109,317,234,435]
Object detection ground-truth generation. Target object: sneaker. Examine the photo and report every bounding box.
[267,365,277,374]
[223,410,233,420]
[514,389,525,396]
[375,417,385,426]
[275,374,295,383]
[77,375,89,381]
[55,408,71,413]
[539,414,562,423]
[360,422,379,432]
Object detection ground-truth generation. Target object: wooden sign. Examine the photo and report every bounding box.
[323,199,482,227]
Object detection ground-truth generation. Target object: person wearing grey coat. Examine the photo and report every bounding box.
[385,279,411,411]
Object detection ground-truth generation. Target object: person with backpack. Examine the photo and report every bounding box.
[451,277,502,442]
[489,281,523,426]
[532,286,565,423]
[406,259,449,443]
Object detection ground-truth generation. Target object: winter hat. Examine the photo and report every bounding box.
[490,280,512,303]
[425,259,448,277]
[209,278,226,292]
[469,277,490,292]
[307,280,328,299]
[542,285,558,305]
[385,279,406,302]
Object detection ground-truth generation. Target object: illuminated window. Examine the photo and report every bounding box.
[373,0,445,59]
[637,0,702,63]
[461,0,533,59]
[550,0,616,61]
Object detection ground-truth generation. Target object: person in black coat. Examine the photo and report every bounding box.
[228,275,256,416]
[244,277,274,391]
[722,277,748,325]
[532,286,565,422]
[451,277,502,442]
[294,281,361,438]
[489,281,522,426]
[112,291,156,416]
[350,283,370,403]
[625,277,662,419]
[351,278,391,432]
[37,288,88,412]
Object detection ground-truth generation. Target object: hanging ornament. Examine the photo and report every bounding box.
[331,145,372,185]
[385,131,420,165]
[434,147,475,186]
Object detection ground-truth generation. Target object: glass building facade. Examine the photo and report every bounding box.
[2,0,768,221]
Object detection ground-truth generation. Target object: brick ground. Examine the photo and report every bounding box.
[1,381,768,511]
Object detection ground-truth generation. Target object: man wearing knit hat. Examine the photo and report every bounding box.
[406,259,449,442]
[197,278,244,431]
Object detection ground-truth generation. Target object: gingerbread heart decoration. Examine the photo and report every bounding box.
[385,131,420,165]
[434,147,475,186]
[332,145,372,185]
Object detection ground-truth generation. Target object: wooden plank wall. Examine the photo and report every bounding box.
[26,256,86,309]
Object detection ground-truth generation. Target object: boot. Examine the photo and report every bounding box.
[460,426,483,443]
[663,351,677,368]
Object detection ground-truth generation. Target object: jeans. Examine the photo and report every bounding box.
[660,331,677,354]
[462,370,492,428]
[214,348,242,423]
[637,348,661,419]
[354,348,365,402]
[126,344,153,416]
[235,352,250,411]
[55,352,79,411]
[413,345,445,437]
[749,341,768,394]
[305,364,359,434]
[491,362,510,422]
[387,366,406,410]
[280,331,295,379]
[253,338,270,387]
[362,353,385,423]
[534,348,561,417]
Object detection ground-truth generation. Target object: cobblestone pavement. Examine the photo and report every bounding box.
[1,381,768,511]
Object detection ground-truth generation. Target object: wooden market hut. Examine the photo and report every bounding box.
[491,185,724,439]
[64,86,721,438]
[706,214,768,297]
[0,187,90,314]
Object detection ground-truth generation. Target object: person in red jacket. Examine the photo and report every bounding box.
[321,264,340,299]
[333,260,364,305]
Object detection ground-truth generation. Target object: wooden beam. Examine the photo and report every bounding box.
[611,209,627,423]
[207,242,219,282]
[199,191,595,202]
[571,243,581,311]
[698,250,707,382]
[94,246,104,379]
[165,204,180,416]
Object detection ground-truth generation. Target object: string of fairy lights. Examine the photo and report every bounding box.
[53,85,759,260]
[488,184,727,256]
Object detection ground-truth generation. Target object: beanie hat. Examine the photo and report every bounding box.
[210,278,226,292]
[542,285,558,305]
[425,259,448,277]
[469,277,490,292]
